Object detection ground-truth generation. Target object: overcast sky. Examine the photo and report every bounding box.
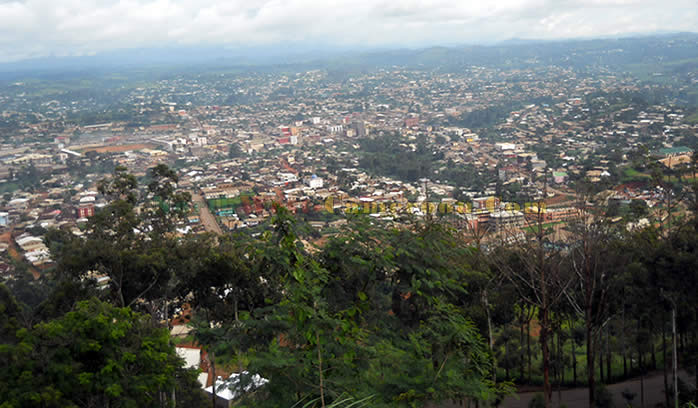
[0,0,696,62]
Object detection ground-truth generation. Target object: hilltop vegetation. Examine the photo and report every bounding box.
[1,165,697,408]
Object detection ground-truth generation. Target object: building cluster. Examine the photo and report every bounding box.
[1,63,696,279]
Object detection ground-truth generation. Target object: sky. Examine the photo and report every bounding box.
[0,0,697,62]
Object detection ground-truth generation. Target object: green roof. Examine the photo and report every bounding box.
[552,172,568,177]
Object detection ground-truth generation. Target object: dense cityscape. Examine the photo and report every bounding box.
[0,32,697,408]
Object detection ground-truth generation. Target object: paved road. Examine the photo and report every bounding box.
[437,370,695,408]
[546,185,577,199]
[191,193,223,234]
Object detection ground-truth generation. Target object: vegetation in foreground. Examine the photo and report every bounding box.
[0,165,696,408]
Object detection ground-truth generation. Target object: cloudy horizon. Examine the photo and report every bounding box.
[0,0,697,63]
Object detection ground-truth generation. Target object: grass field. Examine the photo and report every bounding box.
[623,167,650,179]
[625,57,698,83]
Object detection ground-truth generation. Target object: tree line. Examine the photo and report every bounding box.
[0,164,696,408]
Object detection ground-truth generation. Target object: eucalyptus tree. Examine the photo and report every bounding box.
[490,200,572,408]
[563,213,624,407]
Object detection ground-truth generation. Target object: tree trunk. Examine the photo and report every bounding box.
[639,352,645,408]
[505,337,510,380]
[233,293,239,322]
[651,341,657,370]
[606,327,611,383]
[587,318,595,408]
[551,330,556,392]
[557,328,565,383]
[672,308,678,408]
[210,349,217,408]
[622,307,627,378]
[552,329,557,401]
[541,316,551,407]
[537,219,551,408]
[317,332,326,408]
[165,296,176,408]
[572,337,577,387]
[527,319,532,384]
[483,290,495,383]
[519,307,525,382]
[663,319,670,408]
[599,346,604,384]
[538,229,551,408]
[557,331,563,404]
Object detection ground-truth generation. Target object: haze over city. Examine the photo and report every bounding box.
[1,0,697,62]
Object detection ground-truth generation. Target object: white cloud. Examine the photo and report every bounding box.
[0,0,696,62]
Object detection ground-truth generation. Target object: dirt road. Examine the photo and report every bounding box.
[438,370,695,408]
[0,230,40,279]
[191,193,223,234]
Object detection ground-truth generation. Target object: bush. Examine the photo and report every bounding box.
[621,388,636,407]
[529,393,546,408]
[595,384,615,408]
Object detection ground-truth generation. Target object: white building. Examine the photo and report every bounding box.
[305,175,324,189]
[277,172,298,184]
[204,372,268,408]
[488,210,525,231]
[495,143,517,151]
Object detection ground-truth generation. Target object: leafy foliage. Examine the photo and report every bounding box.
[0,297,200,408]
[5,165,698,408]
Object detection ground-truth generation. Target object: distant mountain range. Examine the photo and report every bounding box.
[1,32,697,80]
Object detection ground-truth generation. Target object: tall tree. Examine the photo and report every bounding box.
[45,165,191,310]
[0,296,202,408]
[491,201,571,408]
[563,213,623,407]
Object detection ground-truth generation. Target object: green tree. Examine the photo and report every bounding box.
[45,165,191,309]
[0,297,201,408]
[221,214,504,407]
[144,164,192,236]
[229,144,243,158]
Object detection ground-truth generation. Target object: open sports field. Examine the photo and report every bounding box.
[78,143,157,153]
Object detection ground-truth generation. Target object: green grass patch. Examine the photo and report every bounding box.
[524,221,565,234]
[207,191,255,211]
[0,182,20,194]
[622,167,651,182]
[685,112,698,125]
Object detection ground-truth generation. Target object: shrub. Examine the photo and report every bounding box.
[621,388,636,407]
[529,393,546,408]
[595,384,615,408]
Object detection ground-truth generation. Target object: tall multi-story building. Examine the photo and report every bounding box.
[488,210,525,232]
